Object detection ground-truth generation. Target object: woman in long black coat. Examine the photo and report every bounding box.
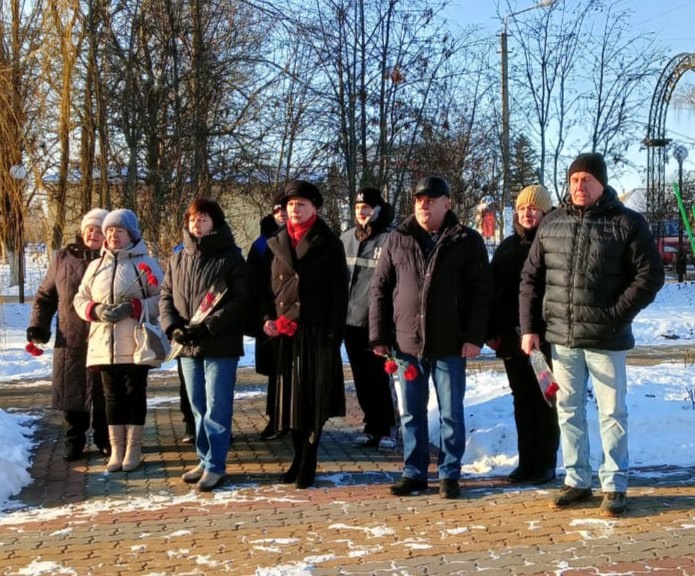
[28,208,110,461]
[261,180,348,489]
[488,185,559,485]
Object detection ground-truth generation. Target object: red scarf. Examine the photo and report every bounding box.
[286,213,317,248]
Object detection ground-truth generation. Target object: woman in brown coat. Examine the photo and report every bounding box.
[261,180,348,488]
[27,208,110,461]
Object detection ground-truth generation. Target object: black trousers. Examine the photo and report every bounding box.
[503,351,560,474]
[64,375,108,451]
[100,365,149,425]
[64,411,90,450]
[177,359,195,433]
[344,325,397,437]
[91,374,109,449]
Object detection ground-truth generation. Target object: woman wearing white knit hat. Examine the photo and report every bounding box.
[487,184,559,485]
[27,207,111,461]
[74,208,164,473]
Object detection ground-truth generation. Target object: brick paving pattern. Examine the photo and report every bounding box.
[0,363,693,575]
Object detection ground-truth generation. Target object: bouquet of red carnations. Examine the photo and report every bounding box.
[384,355,419,381]
[166,279,228,361]
[25,342,44,357]
[275,315,298,337]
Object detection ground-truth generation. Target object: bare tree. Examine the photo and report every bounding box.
[290,0,469,208]
[0,0,44,298]
[508,0,663,196]
[580,3,662,169]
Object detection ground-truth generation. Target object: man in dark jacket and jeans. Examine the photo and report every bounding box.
[370,175,492,499]
[520,153,664,516]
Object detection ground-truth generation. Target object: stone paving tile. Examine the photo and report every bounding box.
[0,367,694,575]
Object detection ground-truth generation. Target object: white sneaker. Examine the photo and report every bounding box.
[378,436,397,450]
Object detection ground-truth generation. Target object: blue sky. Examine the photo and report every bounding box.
[442,0,695,191]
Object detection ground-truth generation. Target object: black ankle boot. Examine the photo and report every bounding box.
[295,430,321,489]
[279,430,304,484]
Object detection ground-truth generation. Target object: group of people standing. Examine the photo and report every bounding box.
[27,151,665,515]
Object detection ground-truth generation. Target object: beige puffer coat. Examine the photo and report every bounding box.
[74,239,163,367]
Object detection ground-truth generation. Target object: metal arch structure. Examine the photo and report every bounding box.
[645,52,695,238]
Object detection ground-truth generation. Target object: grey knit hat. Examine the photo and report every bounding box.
[102,209,141,240]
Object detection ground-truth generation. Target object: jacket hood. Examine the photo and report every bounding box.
[182,223,237,255]
[354,201,395,240]
[260,214,280,238]
[562,185,622,214]
[101,237,150,258]
[398,209,462,237]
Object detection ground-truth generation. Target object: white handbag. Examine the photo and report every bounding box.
[133,303,170,367]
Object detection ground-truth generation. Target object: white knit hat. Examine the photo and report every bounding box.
[80,208,109,233]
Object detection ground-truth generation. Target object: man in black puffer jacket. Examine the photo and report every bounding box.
[370,175,492,499]
[520,153,664,517]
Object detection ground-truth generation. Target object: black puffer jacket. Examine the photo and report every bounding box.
[29,241,100,411]
[489,218,541,359]
[519,186,664,350]
[159,224,250,358]
[369,211,493,358]
[340,203,394,328]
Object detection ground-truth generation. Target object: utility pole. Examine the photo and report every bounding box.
[500,0,556,237]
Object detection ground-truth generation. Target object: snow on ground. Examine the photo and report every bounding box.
[1,258,694,512]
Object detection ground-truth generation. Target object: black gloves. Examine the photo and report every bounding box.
[171,323,209,345]
[92,304,112,322]
[92,302,134,323]
[104,301,133,322]
[186,323,209,341]
[26,326,51,344]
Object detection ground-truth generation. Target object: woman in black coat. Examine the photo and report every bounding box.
[160,198,250,491]
[488,185,559,485]
[261,180,349,489]
[27,208,110,461]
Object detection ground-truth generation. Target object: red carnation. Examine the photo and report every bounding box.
[284,319,298,337]
[146,273,159,287]
[200,292,215,313]
[384,359,398,375]
[544,381,559,401]
[276,315,298,337]
[137,263,153,274]
[25,342,44,357]
[403,364,419,381]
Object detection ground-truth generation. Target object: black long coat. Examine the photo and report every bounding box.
[489,219,540,359]
[29,241,101,411]
[262,217,349,436]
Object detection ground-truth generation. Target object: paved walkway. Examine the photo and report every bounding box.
[0,364,694,575]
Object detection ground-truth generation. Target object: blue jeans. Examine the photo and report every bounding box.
[180,356,238,475]
[394,353,467,481]
[551,345,628,492]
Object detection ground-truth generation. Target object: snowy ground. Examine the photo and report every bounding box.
[1,258,694,513]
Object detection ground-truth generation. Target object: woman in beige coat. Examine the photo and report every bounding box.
[74,209,163,472]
